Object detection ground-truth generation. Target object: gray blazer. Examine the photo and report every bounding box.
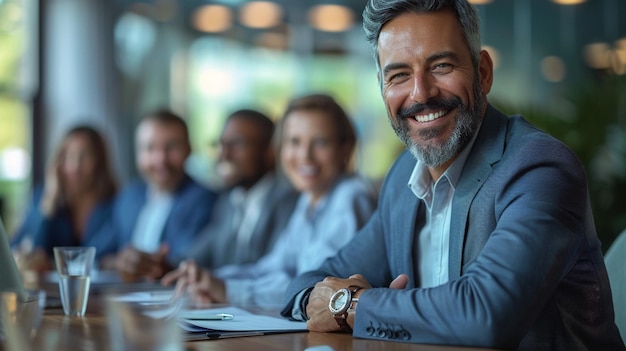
[190,174,299,269]
[282,105,624,351]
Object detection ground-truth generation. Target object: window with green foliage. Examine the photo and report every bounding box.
[0,0,34,234]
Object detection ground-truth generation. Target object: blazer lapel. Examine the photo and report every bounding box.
[390,153,422,288]
[448,105,507,279]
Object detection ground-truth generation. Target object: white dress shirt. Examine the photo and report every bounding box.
[407,130,480,288]
[130,190,174,253]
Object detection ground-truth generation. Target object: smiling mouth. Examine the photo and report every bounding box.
[297,165,319,177]
[412,109,448,123]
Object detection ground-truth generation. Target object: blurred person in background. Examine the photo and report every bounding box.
[188,109,299,269]
[103,109,218,282]
[11,125,118,272]
[162,94,378,307]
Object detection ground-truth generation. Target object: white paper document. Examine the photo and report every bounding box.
[179,306,307,333]
[110,292,308,339]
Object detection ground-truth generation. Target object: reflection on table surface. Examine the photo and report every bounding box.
[5,270,503,351]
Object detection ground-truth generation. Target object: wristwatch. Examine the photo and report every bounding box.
[328,286,361,332]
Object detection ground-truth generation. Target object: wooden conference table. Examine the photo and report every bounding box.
[10,272,502,351]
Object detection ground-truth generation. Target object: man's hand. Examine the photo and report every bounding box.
[115,244,170,282]
[305,274,371,333]
[160,260,227,304]
[389,274,409,289]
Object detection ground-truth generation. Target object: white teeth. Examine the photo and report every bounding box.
[297,165,318,176]
[414,110,446,122]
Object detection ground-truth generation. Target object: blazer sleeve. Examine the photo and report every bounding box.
[164,184,218,265]
[10,186,45,249]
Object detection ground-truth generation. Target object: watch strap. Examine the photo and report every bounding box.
[334,313,353,332]
[332,286,361,332]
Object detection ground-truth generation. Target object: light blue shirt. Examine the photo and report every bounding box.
[130,190,174,253]
[407,129,479,288]
[214,175,377,308]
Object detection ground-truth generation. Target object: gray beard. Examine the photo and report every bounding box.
[391,81,484,167]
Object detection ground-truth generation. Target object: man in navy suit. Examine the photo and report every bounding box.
[189,109,299,269]
[106,110,217,282]
[281,1,624,350]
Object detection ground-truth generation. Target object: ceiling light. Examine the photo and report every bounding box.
[551,0,586,5]
[240,1,282,29]
[308,4,354,32]
[609,50,626,75]
[541,56,567,82]
[192,5,233,33]
[583,42,611,69]
[468,0,493,4]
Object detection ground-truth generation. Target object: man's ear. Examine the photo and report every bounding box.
[478,50,494,95]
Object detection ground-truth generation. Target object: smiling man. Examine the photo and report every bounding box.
[105,110,218,282]
[281,1,624,350]
[188,109,299,269]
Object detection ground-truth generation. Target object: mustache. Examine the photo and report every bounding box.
[397,97,462,119]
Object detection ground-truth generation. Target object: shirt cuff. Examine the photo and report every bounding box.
[290,287,313,321]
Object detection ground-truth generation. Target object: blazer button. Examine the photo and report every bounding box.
[376,328,388,338]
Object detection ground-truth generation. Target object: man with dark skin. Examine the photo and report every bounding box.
[188,110,298,269]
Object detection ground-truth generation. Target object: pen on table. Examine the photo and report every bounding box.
[205,331,265,339]
[185,313,234,321]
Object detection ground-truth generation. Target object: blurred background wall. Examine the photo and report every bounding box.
[0,0,625,250]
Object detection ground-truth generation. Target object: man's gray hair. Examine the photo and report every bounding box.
[363,0,482,72]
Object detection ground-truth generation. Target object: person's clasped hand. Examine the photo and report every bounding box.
[115,244,170,282]
[160,259,227,304]
[305,273,409,332]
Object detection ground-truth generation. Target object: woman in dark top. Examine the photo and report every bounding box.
[11,125,118,271]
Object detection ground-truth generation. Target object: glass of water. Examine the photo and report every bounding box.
[53,247,96,317]
[106,291,186,351]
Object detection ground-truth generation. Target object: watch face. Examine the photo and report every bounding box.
[329,288,350,314]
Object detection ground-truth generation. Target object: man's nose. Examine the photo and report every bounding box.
[410,73,438,104]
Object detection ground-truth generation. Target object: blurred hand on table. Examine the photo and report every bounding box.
[114,244,172,282]
[160,260,227,304]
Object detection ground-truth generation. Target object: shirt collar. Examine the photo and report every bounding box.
[407,122,482,198]
[147,187,175,201]
[229,173,275,207]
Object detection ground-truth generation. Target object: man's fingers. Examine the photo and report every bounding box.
[187,261,201,284]
[389,274,409,289]
[161,268,184,286]
[173,275,188,298]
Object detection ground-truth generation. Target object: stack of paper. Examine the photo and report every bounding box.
[179,306,308,340]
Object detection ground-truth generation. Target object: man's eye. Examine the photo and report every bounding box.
[433,63,453,73]
[388,72,409,83]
